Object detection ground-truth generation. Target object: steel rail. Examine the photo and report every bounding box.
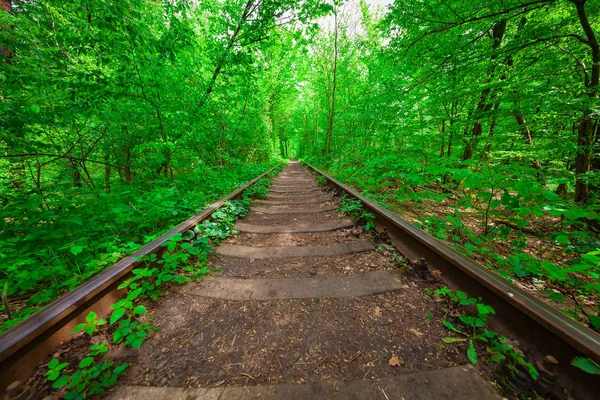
[0,162,284,393]
[303,161,600,398]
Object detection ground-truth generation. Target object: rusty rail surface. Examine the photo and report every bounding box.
[303,161,600,399]
[0,162,284,393]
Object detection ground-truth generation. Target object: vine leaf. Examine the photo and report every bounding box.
[571,357,600,375]
[467,341,478,365]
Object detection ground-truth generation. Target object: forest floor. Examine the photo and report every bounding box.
[395,190,599,327]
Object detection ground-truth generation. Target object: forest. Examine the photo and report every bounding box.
[0,0,599,361]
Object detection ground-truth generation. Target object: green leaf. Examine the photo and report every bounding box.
[441,319,464,334]
[442,337,466,343]
[588,315,600,329]
[564,208,588,220]
[52,375,71,388]
[131,337,145,348]
[110,308,126,325]
[464,243,477,252]
[467,341,478,365]
[72,323,87,334]
[57,362,69,371]
[548,293,565,303]
[133,305,147,315]
[555,235,569,244]
[476,303,495,316]
[79,357,94,368]
[70,245,84,255]
[126,288,143,301]
[113,363,130,375]
[571,357,600,375]
[86,311,97,323]
[46,370,60,381]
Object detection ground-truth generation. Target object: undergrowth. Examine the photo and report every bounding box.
[42,162,285,399]
[432,287,538,379]
[0,162,278,333]
[339,195,376,233]
[305,155,600,331]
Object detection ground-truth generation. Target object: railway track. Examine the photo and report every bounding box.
[1,161,599,399]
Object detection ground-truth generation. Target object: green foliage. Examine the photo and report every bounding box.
[340,195,364,219]
[112,319,153,349]
[71,312,106,336]
[1,0,317,332]
[45,358,70,382]
[242,178,272,203]
[434,287,539,380]
[0,162,277,332]
[46,342,129,399]
[285,1,600,332]
[339,195,375,231]
[313,152,600,328]
[199,201,249,244]
[44,171,272,396]
[571,357,600,375]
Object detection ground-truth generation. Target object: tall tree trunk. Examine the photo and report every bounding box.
[305,111,310,151]
[69,158,82,188]
[313,98,318,154]
[155,103,173,181]
[575,118,595,202]
[512,92,542,169]
[572,0,599,203]
[481,97,501,159]
[104,153,111,193]
[440,120,446,157]
[1,0,12,58]
[462,20,507,162]
[505,17,542,170]
[325,8,338,155]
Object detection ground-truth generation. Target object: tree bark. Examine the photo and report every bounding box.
[462,20,507,162]
[439,120,446,157]
[104,153,111,193]
[482,99,501,158]
[325,8,339,155]
[1,0,12,58]
[571,0,599,202]
[123,130,132,183]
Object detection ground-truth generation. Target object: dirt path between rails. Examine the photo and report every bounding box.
[99,161,500,399]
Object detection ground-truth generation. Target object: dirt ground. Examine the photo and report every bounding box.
[114,286,466,388]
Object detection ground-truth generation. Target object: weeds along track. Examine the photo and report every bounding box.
[0,163,285,396]
[1,161,599,399]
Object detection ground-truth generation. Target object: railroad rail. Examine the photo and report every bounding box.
[0,160,599,399]
[302,161,600,398]
[0,162,283,395]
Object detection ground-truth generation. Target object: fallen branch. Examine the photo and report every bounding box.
[493,219,538,235]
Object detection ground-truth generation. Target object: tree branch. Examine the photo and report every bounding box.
[405,0,554,54]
